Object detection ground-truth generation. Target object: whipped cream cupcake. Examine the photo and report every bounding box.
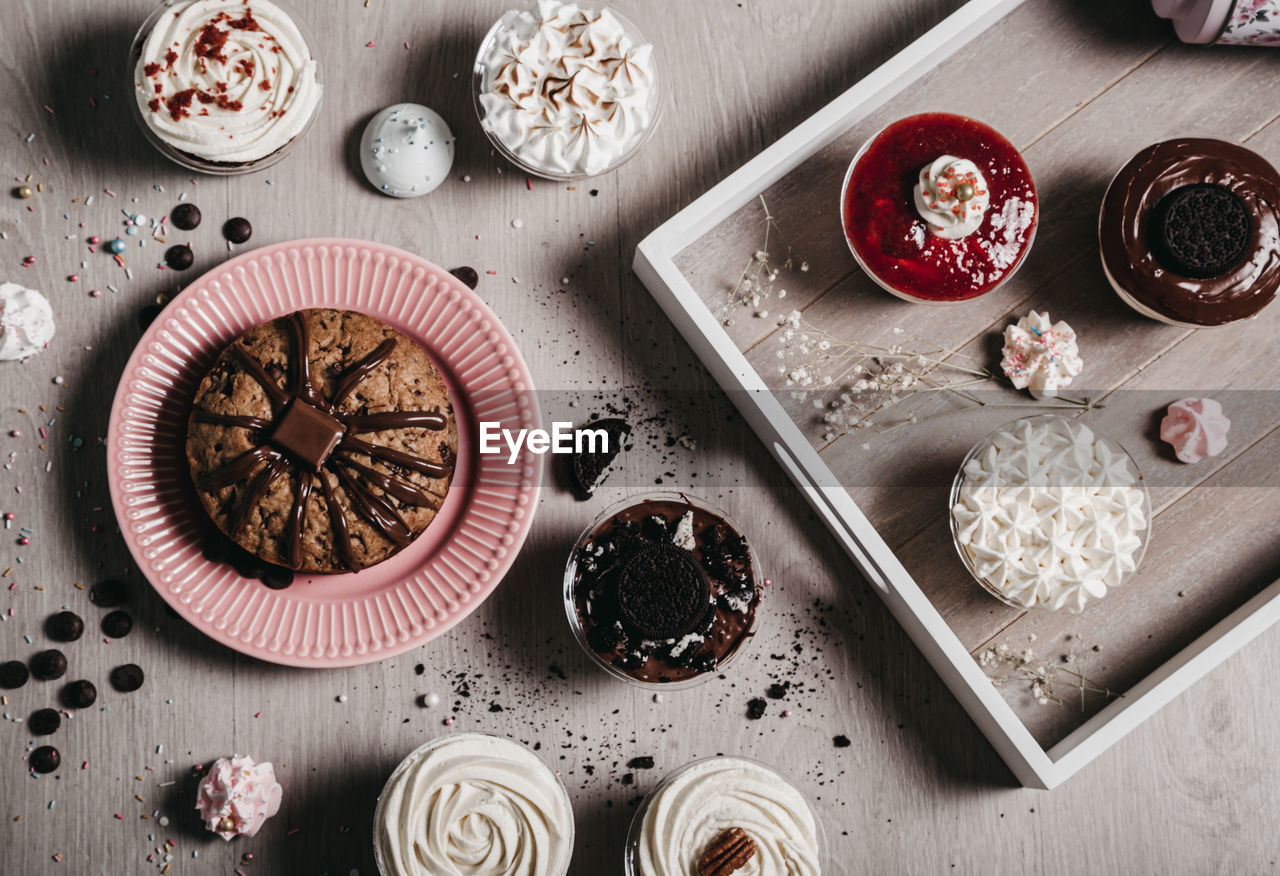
[950,415,1149,613]
[130,0,322,172]
[474,0,659,179]
[628,757,822,876]
[374,734,574,876]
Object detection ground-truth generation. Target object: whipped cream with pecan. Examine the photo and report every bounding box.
[133,0,321,164]
[375,734,574,876]
[477,0,657,176]
[637,758,821,875]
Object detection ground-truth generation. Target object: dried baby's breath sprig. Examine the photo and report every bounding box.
[772,310,1101,440]
[719,196,808,324]
[979,637,1120,710]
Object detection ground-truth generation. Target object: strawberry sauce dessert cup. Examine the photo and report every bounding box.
[841,112,1037,304]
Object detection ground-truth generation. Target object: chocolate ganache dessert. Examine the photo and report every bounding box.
[570,496,760,685]
[1100,138,1280,327]
[186,309,456,574]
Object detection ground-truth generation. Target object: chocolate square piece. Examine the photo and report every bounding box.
[269,401,345,470]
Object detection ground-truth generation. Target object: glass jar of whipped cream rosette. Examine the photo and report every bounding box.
[472,0,662,181]
[949,414,1152,614]
[564,492,764,691]
[624,755,828,876]
[373,733,576,876]
[128,0,323,175]
[840,113,1038,305]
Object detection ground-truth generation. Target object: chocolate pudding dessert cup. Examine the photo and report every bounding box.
[564,492,762,690]
[129,0,323,175]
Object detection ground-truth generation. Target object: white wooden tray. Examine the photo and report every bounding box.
[634,0,1280,788]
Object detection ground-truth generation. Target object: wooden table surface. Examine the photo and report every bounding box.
[2,1,1278,874]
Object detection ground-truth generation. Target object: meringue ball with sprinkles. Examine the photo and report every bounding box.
[360,103,455,198]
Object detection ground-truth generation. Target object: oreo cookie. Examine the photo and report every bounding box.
[1151,183,1252,279]
[567,418,631,499]
[615,542,712,640]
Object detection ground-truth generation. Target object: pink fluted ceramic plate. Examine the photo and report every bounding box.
[106,239,541,667]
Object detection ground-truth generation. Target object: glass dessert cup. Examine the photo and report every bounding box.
[948,414,1151,612]
[471,2,662,181]
[128,0,323,175]
[623,755,828,876]
[840,113,1038,305]
[563,491,763,691]
[1097,138,1280,328]
[372,733,576,876]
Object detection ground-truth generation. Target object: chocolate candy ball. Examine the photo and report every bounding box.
[109,663,145,693]
[0,660,29,689]
[170,202,201,231]
[60,679,97,709]
[164,244,194,271]
[30,649,67,681]
[28,707,60,735]
[46,610,84,642]
[29,745,60,774]
[101,610,133,639]
[223,217,252,244]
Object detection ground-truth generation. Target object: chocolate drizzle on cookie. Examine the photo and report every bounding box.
[191,311,453,573]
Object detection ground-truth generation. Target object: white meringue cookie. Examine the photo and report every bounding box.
[1000,310,1083,399]
[0,282,55,360]
[952,417,1147,613]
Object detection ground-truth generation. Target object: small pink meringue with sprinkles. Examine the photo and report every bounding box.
[1000,310,1083,399]
[195,754,282,840]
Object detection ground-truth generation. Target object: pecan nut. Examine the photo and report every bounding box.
[697,826,757,876]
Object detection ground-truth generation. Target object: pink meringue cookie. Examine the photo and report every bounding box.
[196,754,282,840]
[1160,398,1230,464]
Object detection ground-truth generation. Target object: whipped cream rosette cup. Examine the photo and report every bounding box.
[373,733,575,876]
[129,0,323,174]
[625,755,826,876]
[473,0,661,180]
[949,415,1151,614]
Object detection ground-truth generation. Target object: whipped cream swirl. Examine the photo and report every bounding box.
[1000,310,1083,399]
[0,282,55,361]
[1161,397,1230,464]
[478,0,657,177]
[638,758,821,876]
[952,417,1147,613]
[375,734,574,876]
[133,0,322,164]
[914,155,990,239]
